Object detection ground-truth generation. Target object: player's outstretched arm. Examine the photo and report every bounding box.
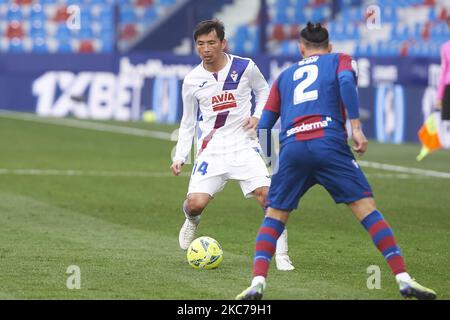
[257,79,281,130]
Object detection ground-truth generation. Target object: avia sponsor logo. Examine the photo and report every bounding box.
[211,92,237,112]
[287,116,332,137]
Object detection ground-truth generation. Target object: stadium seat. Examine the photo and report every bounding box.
[119,23,138,40]
[399,42,409,56]
[99,32,114,52]
[273,8,290,24]
[276,0,292,9]
[271,24,286,41]
[143,6,158,22]
[30,6,47,23]
[80,7,93,25]
[75,27,93,40]
[344,23,359,38]
[294,10,307,23]
[32,37,48,53]
[247,31,261,54]
[136,0,154,6]
[354,43,365,56]
[288,24,300,39]
[232,38,246,55]
[78,39,94,53]
[377,42,390,56]
[65,0,83,5]
[5,22,24,39]
[312,0,328,5]
[234,25,251,42]
[99,8,113,24]
[159,0,177,5]
[421,22,431,40]
[56,24,71,40]
[8,38,24,52]
[278,40,290,55]
[438,7,448,21]
[99,39,113,53]
[30,22,46,38]
[392,24,409,40]
[53,6,70,23]
[295,0,309,8]
[382,6,397,23]
[57,39,74,53]
[6,5,23,21]
[120,5,137,24]
[303,7,315,22]
[430,22,448,39]
[14,0,33,5]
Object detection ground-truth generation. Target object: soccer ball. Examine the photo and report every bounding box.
[186,236,223,270]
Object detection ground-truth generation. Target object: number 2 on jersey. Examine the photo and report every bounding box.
[293,65,318,105]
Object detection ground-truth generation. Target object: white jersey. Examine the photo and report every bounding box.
[173,53,269,163]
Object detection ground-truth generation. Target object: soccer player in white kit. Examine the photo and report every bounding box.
[170,20,294,271]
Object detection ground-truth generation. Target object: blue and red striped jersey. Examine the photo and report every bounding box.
[259,53,359,146]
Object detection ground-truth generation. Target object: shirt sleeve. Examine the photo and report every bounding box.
[337,53,358,79]
[173,80,198,163]
[248,61,270,119]
[337,54,360,120]
[258,79,281,129]
[437,43,449,101]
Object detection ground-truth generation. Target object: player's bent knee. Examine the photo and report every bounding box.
[266,207,290,224]
[186,195,210,215]
[348,197,377,221]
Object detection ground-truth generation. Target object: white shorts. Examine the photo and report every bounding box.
[187,148,271,198]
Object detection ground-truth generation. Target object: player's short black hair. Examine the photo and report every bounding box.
[193,19,225,42]
[300,22,329,49]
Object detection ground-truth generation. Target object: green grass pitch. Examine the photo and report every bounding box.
[0,114,448,300]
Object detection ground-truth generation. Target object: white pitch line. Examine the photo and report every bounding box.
[0,169,440,180]
[0,168,419,179]
[2,110,450,180]
[364,173,429,179]
[0,169,189,178]
[0,110,173,141]
[359,161,450,179]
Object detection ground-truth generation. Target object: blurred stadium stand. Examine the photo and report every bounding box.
[0,0,184,53]
[0,0,448,57]
[248,0,449,57]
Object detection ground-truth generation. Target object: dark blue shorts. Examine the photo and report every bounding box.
[266,138,373,211]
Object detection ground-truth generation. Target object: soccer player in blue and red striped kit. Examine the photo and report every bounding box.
[236,22,436,300]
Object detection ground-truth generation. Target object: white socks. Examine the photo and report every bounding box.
[183,202,201,224]
[275,228,288,256]
[251,276,266,289]
[395,272,412,287]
